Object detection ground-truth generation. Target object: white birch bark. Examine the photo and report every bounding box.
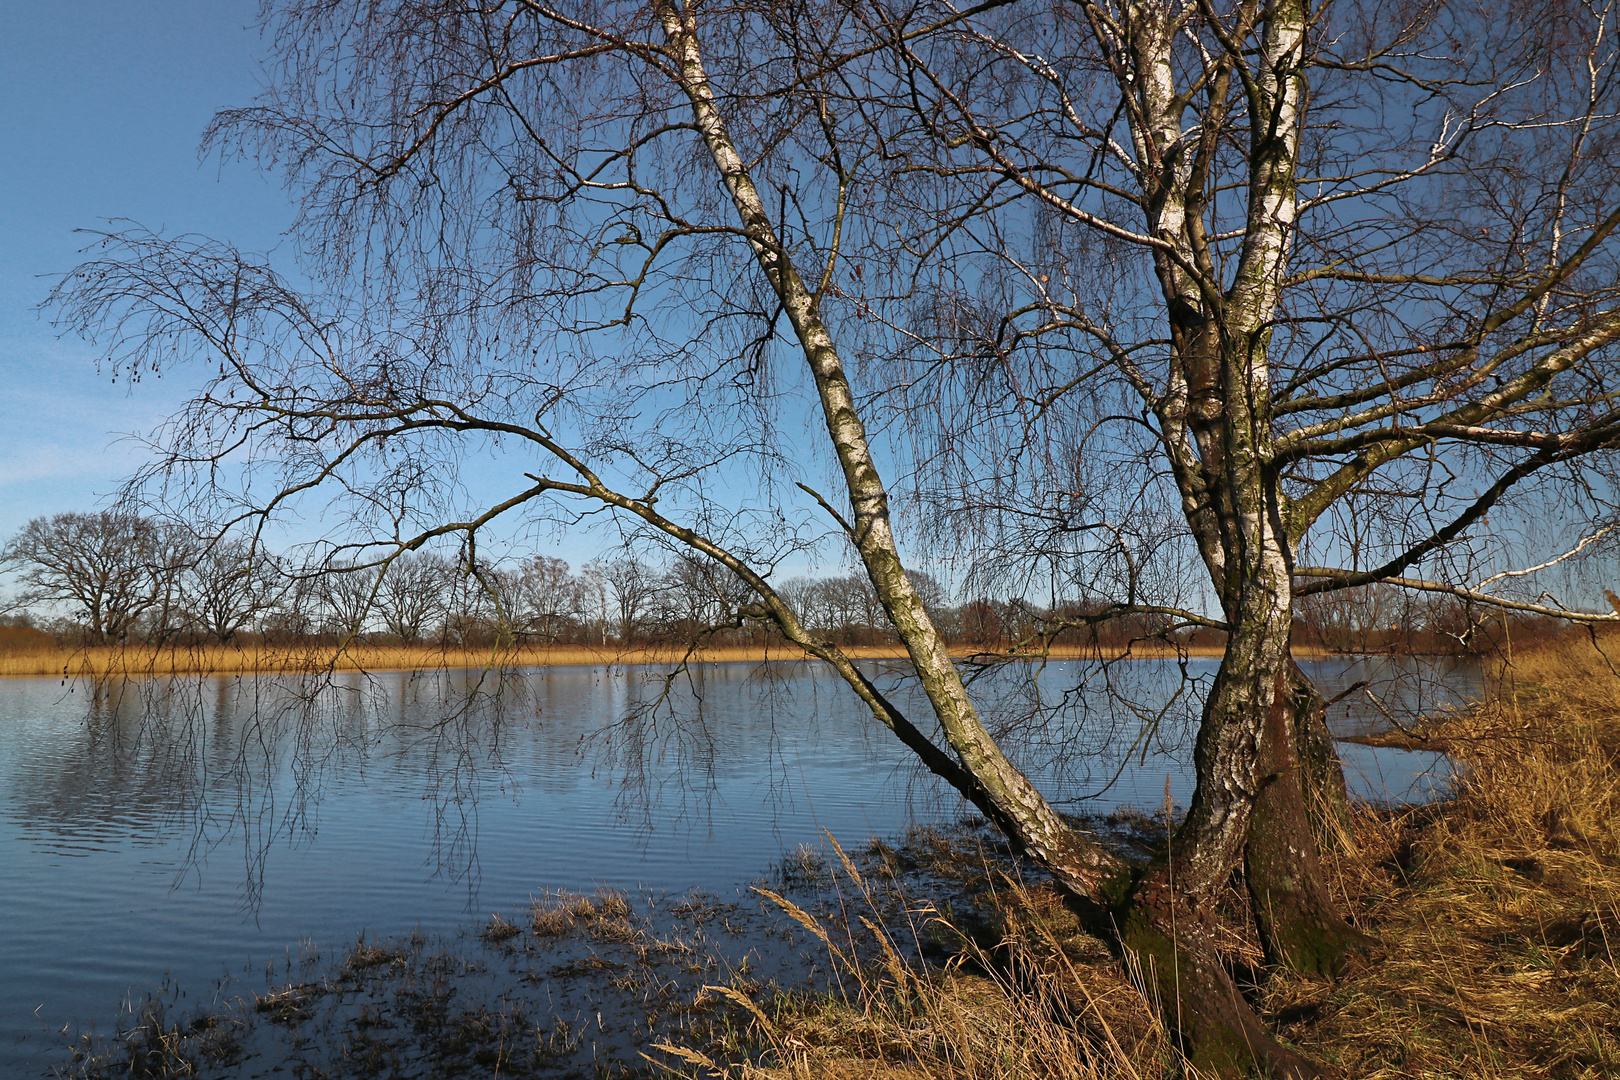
[654,2,1118,894]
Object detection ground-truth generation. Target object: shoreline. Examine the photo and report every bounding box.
[0,640,1266,678]
[698,638,1620,1078]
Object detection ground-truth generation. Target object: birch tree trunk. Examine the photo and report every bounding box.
[658,1,1122,900]
[1104,1,1359,1069]
[663,2,1327,1072]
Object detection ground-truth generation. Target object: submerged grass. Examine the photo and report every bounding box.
[57,888,797,1080]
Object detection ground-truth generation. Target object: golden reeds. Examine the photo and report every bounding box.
[0,640,1229,679]
[0,641,815,678]
[1275,634,1620,1078]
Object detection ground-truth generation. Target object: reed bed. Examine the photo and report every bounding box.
[0,641,813,678]
[0,640,1227,679]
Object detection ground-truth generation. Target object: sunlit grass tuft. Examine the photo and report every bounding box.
[656,835,1172,1080]
[527,887,636,939]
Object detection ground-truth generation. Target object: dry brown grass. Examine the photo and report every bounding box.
[658,837,1175,1080]
[663,638,1620,1079]
[0,639,1232,679]
[1274,635,1620,1078]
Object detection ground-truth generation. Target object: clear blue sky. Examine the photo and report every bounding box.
[0,2,851,585]
[0,3,632,573]
[0,4,908,590]
[0,2,288,539]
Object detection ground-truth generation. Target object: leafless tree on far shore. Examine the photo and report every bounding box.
[3,513,170,644]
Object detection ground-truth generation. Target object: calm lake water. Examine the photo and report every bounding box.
[0,656,1476,1074]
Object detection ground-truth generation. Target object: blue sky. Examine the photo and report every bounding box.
[0,2,871,588]
[0,2,286,540]
[0,6,1176,607]
[0,3,651,575]
[0,5,1109,601]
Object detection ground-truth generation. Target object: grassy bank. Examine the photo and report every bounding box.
[673,638,1620,1079]
[1280,639,1620,1077]
[0,639,1233,678]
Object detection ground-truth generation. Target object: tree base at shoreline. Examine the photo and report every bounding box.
[707,640,1620,1079]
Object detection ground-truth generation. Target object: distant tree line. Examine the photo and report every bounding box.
[0,510,929,649]
[0,511,1560,653]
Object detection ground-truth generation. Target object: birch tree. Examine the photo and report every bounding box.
[49,0,1620,1072]
[867,2,1620,1067]
[511,555,584,643]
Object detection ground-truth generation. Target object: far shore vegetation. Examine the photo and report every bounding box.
[0,613,1531,680]
[2,511,1557,681]
[0,638,1241,679]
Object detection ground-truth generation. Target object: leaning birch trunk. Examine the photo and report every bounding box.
[665,1,1337,1074]
[656,2,1119,899]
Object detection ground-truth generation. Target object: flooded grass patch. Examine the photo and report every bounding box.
[52,887,817,1080]
[48,824,1049,1080]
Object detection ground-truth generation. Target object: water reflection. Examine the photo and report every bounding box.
[3,650,1483,867]
[4,656,1484,879]
[0,655,1480,1074]
[1307,653,1483,735]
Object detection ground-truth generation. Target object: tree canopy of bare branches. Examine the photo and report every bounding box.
[3,512,173,644]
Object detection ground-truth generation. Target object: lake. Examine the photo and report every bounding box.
[0,655,1477,1074]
